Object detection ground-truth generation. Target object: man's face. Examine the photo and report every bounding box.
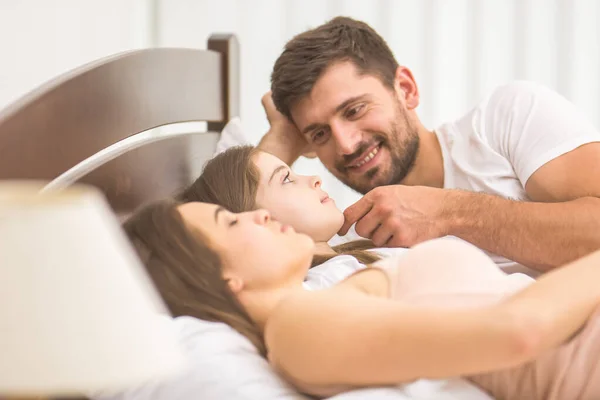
[290,62,420,194]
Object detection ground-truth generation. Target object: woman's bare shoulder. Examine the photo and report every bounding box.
[266,268,389,337]
[265,285,361,342]
[272,284,360,316]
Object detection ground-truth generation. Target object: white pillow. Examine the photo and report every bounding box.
[214,117,252,155]
[92,316,308,400]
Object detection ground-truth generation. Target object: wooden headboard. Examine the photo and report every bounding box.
[0,34,239,213]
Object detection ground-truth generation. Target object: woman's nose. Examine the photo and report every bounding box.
[252,209,271,225]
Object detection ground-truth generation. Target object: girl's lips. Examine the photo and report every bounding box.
[321,195,335,204]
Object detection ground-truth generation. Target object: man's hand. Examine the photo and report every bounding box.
[258,91,316,164]
[338,185,453,247]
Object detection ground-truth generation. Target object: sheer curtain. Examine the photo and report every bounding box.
[1,0,598,208]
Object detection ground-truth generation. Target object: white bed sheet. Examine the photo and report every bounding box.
[329,379,492,400]
[91,316,492,400]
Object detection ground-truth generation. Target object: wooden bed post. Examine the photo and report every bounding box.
[207,34,240,132]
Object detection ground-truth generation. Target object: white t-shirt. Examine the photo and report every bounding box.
[304,247,407,291]
[435,81,600,275]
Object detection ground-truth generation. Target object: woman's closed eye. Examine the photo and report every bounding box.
[214,206,239,228]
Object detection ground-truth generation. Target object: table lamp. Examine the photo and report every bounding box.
[0,182,184,399]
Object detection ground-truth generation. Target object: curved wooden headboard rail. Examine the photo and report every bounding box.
[0,34,239,212]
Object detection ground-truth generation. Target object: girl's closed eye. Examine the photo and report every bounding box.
[229,219,238,227]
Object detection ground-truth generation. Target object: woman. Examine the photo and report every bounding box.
[124,200,600,400]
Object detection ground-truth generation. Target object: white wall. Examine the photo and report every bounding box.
[1,0,599,208]
[0,0,154,107]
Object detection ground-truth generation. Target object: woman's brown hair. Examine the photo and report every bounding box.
[179,145,380,266]
[123,199,266,356]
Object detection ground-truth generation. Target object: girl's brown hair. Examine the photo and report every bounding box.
[179,145,380,266]
[123,199,266,356]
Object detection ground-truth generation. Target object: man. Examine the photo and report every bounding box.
[259,16,600,274]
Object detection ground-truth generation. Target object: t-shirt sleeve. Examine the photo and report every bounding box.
[482,81,600,185]
[304,255,366,291]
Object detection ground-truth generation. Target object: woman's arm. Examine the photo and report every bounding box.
[265,249,600,389]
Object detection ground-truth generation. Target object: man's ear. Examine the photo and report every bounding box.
[394,66,420,110]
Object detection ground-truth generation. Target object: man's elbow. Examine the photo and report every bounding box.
[586,195,600,248]
[535,196,600,270]
[569,196,600,263]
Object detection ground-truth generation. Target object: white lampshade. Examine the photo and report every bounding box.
[0,182,184,397]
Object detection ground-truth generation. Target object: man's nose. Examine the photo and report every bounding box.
[331,120,361,156]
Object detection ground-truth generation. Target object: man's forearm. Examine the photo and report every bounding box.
[257,128,303,166]
[444,191,600,272]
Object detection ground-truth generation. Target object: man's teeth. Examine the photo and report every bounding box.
[355,146,379,167]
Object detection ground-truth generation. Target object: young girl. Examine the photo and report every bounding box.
[124,200,600,400]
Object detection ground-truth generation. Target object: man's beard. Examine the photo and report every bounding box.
[334,108,420,195]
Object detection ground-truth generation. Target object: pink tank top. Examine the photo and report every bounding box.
[374,238,600,400]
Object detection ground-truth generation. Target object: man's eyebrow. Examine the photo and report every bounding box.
[301,94,370,135]
[269,165,287,184]
[214,206,225,223]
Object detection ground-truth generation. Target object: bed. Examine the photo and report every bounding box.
[0,34,493,400]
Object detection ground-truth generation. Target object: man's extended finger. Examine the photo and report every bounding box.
[339,197,373,236]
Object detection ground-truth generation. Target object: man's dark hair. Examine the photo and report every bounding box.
[271,16,399,120]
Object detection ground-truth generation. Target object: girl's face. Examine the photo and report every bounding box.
[253,151,344,242]
[177,202,314,292]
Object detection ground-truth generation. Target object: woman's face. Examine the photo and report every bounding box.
[177,202,314,292]
[253,151,344,242]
